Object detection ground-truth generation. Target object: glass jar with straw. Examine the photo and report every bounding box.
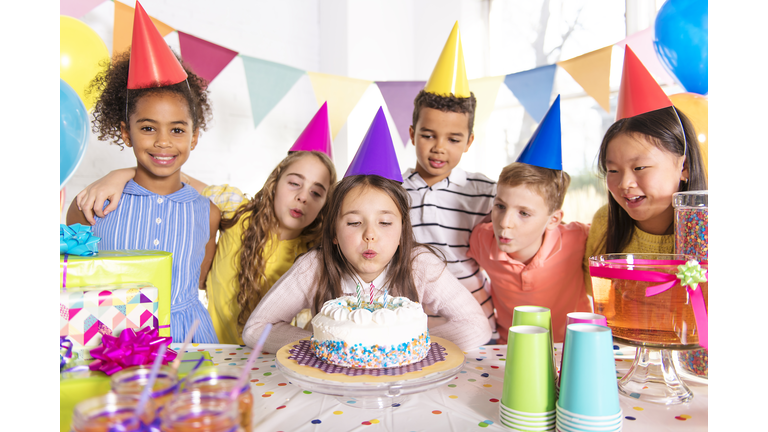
[183,366,253,431]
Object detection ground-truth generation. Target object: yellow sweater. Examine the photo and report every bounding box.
[583,204,674,297]
[206,209,309,344]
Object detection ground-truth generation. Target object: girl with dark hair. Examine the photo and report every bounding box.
[242,175,492,353]
[583,106,708,295]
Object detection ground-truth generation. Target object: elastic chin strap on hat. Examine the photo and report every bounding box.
[671,106,688,159]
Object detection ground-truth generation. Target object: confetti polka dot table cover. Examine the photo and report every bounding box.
[173,342,707,431]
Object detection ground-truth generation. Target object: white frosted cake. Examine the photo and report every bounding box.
[310,295,430,368]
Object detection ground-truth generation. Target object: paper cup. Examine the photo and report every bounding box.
[499,409,556,426]
[556,417,621,432]
[555,406,622,422]
[556,407,622,426]
[558,313,608,389]
[512,306,556,382]
[500,415,556,431]
[502,325,557,413]
[500,405,556,421]
[557,324,620,417]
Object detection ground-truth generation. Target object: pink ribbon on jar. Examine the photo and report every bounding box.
[89,327,176,376]
[589,259,708,350]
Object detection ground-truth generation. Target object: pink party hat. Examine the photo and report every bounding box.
[288,102,333,160]
[344,107,403,182]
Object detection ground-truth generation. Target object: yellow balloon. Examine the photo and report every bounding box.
[60,16,110,111]
[670,92,708,179]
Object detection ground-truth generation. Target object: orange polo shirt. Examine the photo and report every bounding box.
[467,222,592,343]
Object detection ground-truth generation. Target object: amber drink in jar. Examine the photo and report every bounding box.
[71,393,156,432]
[160,390,243,432]
[184,366,253,432]
[111,365,179,414]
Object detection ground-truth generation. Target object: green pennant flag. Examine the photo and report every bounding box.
[241,55,305,129]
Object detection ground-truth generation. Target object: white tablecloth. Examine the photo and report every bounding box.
[172,342,707,431]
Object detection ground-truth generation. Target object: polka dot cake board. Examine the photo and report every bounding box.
[276,336,465,383]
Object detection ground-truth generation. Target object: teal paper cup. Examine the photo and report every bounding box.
[502,325,557,414]
[556,417,621,432]
[557,324,620,417]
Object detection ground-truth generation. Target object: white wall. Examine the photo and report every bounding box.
[65,0,493,219]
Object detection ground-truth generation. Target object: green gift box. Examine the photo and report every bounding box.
[59,351,213,432]
[60,250,172,338]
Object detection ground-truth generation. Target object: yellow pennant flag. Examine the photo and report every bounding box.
[113,1,175,56]
[557,46,613,112]
[469,75,505,136]
[307,72,372,139]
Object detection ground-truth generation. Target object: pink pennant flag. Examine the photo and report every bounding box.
[376,81,425,147]
[615,27,676,86]
[61,0,106,18]
[178,31,239,85]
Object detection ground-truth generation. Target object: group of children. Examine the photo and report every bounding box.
[67,4,707,352]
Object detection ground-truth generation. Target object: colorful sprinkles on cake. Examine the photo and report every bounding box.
[311,332,431,368]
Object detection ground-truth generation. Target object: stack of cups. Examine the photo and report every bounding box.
[511,306,557,382]
[557,324,622,432]
[556,313,608,397]
[500,325,557,431]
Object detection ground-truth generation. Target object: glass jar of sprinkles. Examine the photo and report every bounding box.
[673,190,708,260]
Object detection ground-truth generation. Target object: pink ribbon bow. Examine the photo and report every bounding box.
[589,259,708,350]
[89,327,176,376]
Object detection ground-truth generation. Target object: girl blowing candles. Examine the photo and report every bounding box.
[242,108,491,353]
[583,47,707,294]
[66,2,219,343]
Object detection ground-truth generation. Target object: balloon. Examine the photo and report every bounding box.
[61,79,90,189]
[60,16,110,111]
[653,0,708,95]
[670,92,708,178]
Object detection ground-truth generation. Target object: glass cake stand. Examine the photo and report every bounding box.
[275,337,465,409]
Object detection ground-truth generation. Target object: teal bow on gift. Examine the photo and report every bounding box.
[60,223,100,256]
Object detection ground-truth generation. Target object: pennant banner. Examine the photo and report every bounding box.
[557,46,613,113]
[615,27,675,86]
[503,64,557,122]
[61,0,106,18]
[375,81,425,147]
[308,72,372,139]
[178,31,238,85]
[113,1,175,56]
[241,55,306,129]
[469,75,505,137]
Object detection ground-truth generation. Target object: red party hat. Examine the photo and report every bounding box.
[616,45,672,121]
[127,1,187,89]
[288,102,333,160]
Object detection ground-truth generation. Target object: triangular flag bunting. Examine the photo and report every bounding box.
[375,81,425,147]
[503,65,557,122]
[241,55,305,129]
[178,31,239,85]
[615,27,675,86]
[557,46,613,113]
[113,1,175,56]
[61,0,106,18]
[308,72,372,139]
[469,75,505,136]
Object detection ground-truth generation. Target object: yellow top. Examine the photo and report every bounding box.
[424,21,471,98]
[582,204,674,297]
[205,207,310,344]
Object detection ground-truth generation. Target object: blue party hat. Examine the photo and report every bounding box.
[344,107,403,182]
[516,95,562,171]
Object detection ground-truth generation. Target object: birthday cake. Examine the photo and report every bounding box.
[310,295,430,368]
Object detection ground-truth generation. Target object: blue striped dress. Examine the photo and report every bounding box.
[93,180,219,343]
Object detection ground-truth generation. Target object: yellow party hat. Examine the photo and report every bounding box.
[424,22,470,98]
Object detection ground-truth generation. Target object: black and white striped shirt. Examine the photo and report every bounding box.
[403,167,497,332]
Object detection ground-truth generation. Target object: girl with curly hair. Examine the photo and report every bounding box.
[66,43,221,343]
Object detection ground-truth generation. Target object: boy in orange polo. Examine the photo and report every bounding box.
[467,96,591,343]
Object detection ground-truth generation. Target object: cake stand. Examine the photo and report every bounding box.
[589,254,708,405]
[275,336,465,409]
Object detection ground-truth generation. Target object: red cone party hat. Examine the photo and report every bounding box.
[616,45,672,121]
[127,1,187,89]
[288,102,333,160]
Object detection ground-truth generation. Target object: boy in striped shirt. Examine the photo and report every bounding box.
[402,22,496,339]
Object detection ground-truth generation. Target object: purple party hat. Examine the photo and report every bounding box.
[288,101,333,160]
[516,95,563,171]
[344,107,403,182]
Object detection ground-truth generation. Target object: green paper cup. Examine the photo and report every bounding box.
[502,325,557,413]
[500,415,556,431]
[512,306,556,384]
[499,410,556,427]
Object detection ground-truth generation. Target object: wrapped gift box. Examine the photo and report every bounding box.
[59,351,213,432]
[60,250,172,337]
[60,283,159,359]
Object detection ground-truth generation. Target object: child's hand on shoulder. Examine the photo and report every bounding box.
[75,168,137,224]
